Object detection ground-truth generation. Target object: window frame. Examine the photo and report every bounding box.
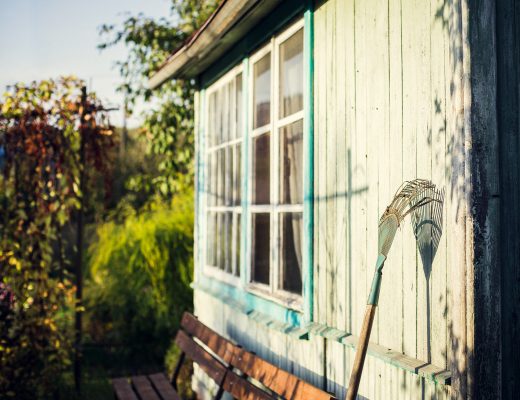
[247,19,305,310]
[203,63,244,287]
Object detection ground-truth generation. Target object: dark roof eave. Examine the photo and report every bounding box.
[148,0,282,89]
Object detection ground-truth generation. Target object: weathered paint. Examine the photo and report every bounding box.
[312,0,456,374]
[190,0,493,397]
[303,5,315,323]
[192,289,452,399]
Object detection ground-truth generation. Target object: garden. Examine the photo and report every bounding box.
[0,1,217,398]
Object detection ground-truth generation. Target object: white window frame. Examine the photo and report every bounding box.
[203,63,244,287]
[247,19,305,310]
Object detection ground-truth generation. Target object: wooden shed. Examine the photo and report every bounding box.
[150,0,519,398]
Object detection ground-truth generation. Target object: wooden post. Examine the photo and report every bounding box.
[74,86,87,393]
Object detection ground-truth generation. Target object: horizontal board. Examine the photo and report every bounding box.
[148,373,181,400]
[175,330,227,385]
[113,378,139,400]
[131,376,161,400]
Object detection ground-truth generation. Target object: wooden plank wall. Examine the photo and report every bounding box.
[192,0,467,397]
[193,289,451,399]
[313,0,455,387]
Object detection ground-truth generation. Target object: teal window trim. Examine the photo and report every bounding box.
[194,274,304,327]
[302,5,314,323]
[195,3,314,330]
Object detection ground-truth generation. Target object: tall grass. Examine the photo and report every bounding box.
[85,189,194,367]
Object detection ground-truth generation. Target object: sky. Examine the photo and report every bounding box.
[0,0,173,128]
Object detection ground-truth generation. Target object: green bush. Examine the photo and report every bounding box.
[85,189,194,365]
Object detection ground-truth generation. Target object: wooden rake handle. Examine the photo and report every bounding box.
[345,304,377,400]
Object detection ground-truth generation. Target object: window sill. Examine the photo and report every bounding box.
[246,283,303,312]
[203,265,241,286]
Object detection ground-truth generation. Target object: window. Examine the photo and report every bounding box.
[205,67,243,280]
[249,21,304,304]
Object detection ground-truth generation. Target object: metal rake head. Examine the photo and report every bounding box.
[378,179,439,257]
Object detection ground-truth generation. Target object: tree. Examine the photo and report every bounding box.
[98,0,218,198]
[0,77,114,398]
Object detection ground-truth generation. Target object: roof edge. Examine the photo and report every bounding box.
[149,0,265,89]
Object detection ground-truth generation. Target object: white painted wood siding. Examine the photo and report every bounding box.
[193,0,466,397]
[313,0,455,368]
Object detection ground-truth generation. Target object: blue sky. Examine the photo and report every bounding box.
[0,0,172,127]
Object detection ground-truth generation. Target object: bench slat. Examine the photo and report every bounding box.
[131,376,161,400]
[231,348,336,400]
[113,378,139,400]
[175,329,227,385]
[222,369,275,400]
[181,312,237,364]
[148,373,181,400]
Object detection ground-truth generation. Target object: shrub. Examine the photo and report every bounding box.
[85,189,194,365]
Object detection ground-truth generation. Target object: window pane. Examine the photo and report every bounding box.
[252,213,270,285]
[216,149,224,205]
[279,212,303,294]
[224,212,232,273]
[236,73,243,139]
[234,212,241,277]
[208,92,216,147]
[253,53,271,128]
[225,147,231,206]
[217,213,225,270]
[279,120,303,204]
[206,212,217,266]
[223,82,231,143]
[253,133,270,204]
[207,152,216,206]
[215,87,222,145]
[279,29,303,118]
[233,144,241,206]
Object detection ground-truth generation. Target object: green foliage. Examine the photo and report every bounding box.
[85,189,194,362]
[99,0,218,197]
[164,340,195,399]
[0,77,115,399]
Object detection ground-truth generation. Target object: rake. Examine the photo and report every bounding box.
[345,179,440,400]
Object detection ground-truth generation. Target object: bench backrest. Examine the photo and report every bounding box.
[176,312,336,400]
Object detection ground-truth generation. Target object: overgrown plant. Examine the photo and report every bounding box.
[86,190,194,363]
[98,0,218,198]
[0,77,114,398]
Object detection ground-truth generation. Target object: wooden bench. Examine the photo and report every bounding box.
[112,312,337,400]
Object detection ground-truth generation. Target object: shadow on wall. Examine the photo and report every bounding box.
[411,186,445,365]
[225,320,369,400]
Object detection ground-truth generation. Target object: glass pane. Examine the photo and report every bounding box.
[253,53,271,128]
[207,152,216,206]
[279,120,303,204]
[236,73,243,139]
[224,212,232,273]
[252,213,270,285]
[279,29,304,118]
[253,133,270,204]
[208,92,216,147]
[217,213,225,270]
[206,212,217,267]
[223,82,230,143]
[225,147,231,206]
[234,212,241,277]
[216,149,223,205]
[215,87,222,145]
[234,144,242,206]
[279,212,303,294]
